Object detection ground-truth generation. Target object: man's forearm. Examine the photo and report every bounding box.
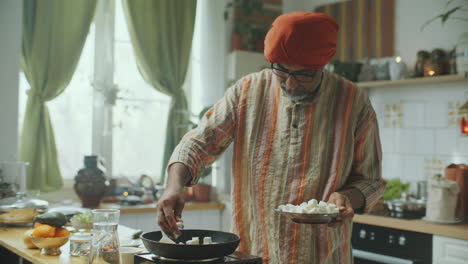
[339,188,365,210]
[167,162,192,189]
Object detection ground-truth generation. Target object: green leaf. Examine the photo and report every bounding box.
[441,6,463,23]
[420,4,466,31]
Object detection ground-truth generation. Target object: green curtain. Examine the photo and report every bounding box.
[123,0,197,183]
[20,0,96,192]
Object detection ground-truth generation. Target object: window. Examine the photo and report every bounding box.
[112,1,170,180]
[18,1,171,182]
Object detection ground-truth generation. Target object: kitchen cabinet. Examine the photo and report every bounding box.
[433,235,468,264]
[120,209,222,232]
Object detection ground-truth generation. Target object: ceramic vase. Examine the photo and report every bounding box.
[74,156,108,208]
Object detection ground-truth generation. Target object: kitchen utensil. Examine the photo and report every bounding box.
[141,230,240,260]
[162,220,184,243]
[274,208,345,224]
[0,191,48,226]
[385,192,426,219]
[134,251,263,264]
[417,181,428,201]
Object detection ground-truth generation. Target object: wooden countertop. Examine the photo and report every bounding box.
[354,214,468,240]
[100,201,225,214]
[0,225,140,264]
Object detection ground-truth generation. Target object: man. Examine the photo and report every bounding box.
[157,12,384,264]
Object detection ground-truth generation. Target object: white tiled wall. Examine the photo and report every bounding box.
[368,82,468,193]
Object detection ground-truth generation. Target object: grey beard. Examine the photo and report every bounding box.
[280,82,318,101]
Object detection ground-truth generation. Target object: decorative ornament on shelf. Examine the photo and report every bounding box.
[459,94,468,137]
[414,50,430,77]
[424,49,449,77]
[389,56,408,80]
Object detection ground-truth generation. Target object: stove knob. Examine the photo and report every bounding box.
[399,235,406,246]
[388,234,394,244]
[370,232,375,241]
[359,229,366,239]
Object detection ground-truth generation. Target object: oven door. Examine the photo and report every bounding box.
[353,249,425,264]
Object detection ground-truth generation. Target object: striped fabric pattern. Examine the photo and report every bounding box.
[169,69,384,264]
[316,0,395,62]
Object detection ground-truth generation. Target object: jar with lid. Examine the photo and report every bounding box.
[69,231,93,257]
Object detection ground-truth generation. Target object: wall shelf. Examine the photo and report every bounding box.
[357,74,468,89]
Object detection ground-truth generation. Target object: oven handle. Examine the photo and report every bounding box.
[352,249,417,264]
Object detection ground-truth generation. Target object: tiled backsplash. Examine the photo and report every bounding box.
[368,81,468,193]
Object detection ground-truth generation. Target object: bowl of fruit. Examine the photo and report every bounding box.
[24,212,71,255]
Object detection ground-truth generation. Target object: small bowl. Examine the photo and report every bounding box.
[29,235,69,256]
[120,247,143,264]
[70,219,93,230]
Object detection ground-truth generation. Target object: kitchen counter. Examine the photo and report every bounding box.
[100,201,225,214]
[354,214,468,240]
[0,225,140,264]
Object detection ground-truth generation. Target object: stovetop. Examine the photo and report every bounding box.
[134,252,262,264]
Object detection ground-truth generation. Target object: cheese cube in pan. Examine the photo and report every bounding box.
[186,239,198,245]
[159,237,175,244]
[203,237,213,244]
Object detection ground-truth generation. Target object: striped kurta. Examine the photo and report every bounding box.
[169,69,384,264]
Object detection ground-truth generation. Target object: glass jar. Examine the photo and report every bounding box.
[69,231,92,257]
[91,209,121,264]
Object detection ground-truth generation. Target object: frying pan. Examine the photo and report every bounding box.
[141,229,240,260]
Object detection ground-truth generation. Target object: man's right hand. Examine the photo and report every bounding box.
[156,162,192,239]
[157,187,185,238]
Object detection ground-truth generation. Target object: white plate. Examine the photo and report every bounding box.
[274,209,346,224]
[120,239,142,247]
[422,217,462,224]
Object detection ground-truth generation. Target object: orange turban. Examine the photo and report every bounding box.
[264,12,339,70]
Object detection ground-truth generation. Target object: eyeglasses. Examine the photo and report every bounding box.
[271,63,321,82]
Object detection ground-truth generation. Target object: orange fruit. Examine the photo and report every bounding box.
[54,227,70,237]
[32,224,56,238]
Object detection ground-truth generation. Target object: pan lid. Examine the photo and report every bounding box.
[0,192,49,210]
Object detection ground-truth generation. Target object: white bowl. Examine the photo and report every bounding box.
[120,246,143,264]
[70,219,93,230]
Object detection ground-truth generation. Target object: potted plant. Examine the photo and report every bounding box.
[224,0,277,51]
[421,0,468,75]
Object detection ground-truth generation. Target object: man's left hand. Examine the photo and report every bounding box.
[326,192,354,228]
